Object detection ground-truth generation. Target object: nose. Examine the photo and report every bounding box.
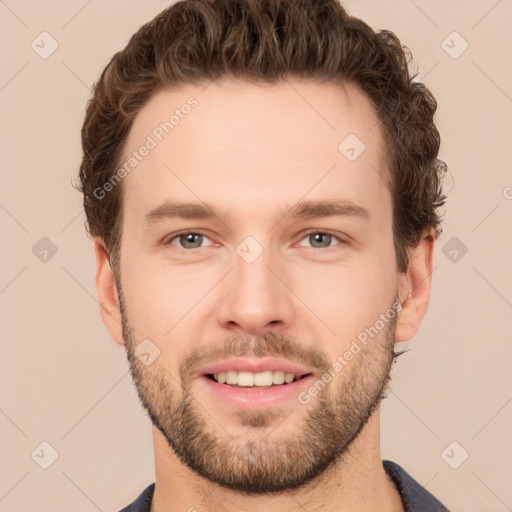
[217,248,295,337]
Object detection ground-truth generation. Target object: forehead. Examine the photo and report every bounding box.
[121,79,390,227]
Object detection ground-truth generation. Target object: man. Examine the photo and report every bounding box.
[78,0,448,510]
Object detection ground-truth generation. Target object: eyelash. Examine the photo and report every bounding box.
[163,229,345,250]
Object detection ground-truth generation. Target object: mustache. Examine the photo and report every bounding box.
[180,332,329,383]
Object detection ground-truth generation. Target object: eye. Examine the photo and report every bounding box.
[297,231,343,249]
[166,231,214,249]
[164,230,343,250]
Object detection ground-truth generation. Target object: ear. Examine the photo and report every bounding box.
[395,228,435,343]
[93,238,124,346]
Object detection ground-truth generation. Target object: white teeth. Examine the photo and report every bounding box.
[284,372,295,383]
[226,370,238,385]
[272,371,285,385]
[238,371,254,386]
[211,370,300,387]
[255,370,273,385]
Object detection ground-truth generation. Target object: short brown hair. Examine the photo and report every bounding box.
[78,0,447,273]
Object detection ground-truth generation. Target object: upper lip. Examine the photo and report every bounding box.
[196,358,314,378]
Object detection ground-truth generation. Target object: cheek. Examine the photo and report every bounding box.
[292,254,397,344]
[120,255,223,336]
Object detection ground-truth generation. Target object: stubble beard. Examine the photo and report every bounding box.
[120,288,398,494]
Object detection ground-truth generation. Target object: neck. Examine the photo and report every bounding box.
[150,407,404,512]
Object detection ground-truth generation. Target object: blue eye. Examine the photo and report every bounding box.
[168,232,213,249]
[298,232,342,248]
[164,230,343,251]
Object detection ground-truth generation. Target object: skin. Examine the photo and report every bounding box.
[94,79,434,511]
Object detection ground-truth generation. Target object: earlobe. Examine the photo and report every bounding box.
[93,239,124,346]
[395,229,435,343]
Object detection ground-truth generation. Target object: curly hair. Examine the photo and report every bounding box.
[78,0,447,273]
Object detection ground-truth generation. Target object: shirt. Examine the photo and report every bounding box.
[119,459,448,511]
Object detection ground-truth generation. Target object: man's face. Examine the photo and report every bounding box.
[115,79,403,493]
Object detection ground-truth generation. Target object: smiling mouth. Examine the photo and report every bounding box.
[204,372,313,389]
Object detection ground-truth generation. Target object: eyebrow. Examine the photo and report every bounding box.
[143,199,370,226]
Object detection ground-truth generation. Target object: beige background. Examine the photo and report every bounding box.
[1,1,511,511]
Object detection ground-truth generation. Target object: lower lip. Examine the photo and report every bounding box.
[198,374,315,409]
